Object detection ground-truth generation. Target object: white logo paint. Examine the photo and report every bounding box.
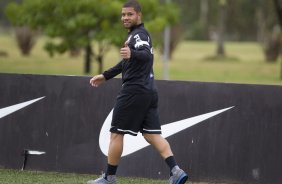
[0,97,45,119]
[99,106,234,157]
[134,34,150,48]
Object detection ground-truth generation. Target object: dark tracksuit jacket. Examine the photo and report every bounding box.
[102,23,157,94]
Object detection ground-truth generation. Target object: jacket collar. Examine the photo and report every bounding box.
[129,23,144,33]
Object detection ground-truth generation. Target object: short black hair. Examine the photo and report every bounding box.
[123,0,142,13]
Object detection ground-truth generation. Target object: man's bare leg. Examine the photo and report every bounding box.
[144,133,188,184]
[102,133,124,180]
[108,133,124,165]
[143,134,173,159]
[87,133,123,184]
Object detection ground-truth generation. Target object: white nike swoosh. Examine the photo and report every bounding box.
[0,97,45,119]
[99,106,234,157]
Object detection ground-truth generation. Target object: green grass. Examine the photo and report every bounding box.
[0,33,282,86]
[163,41,282,85]
[0,169,172,184]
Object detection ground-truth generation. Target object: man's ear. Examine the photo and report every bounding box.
[138,12,142,21]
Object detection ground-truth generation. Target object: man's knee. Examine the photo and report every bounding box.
[143,133,160,144]
[110,133,124,142]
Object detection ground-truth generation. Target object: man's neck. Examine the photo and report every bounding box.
[128,23,142,32]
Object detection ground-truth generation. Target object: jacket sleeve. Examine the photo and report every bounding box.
[102,60,123,80]
[130,32,152,62]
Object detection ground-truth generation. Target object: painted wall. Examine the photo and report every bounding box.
[0,73,281,184]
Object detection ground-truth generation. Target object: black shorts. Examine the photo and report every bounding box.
[110,91,161,136]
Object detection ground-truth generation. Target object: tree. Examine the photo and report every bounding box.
[5,0,179,74]
[216,0,227,57]
[5,0,122,73]
[273,0,282,79]
[0,0,22,27]
[200,0,209,26]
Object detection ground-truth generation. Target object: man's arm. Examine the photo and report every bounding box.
[130,48,151,62]
[102,60,123,80]
[130,32,152,62]
[90,60,123,87]
[120,32,152,62]
[90,74,106,87]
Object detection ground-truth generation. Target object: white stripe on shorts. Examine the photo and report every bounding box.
[117,128,138,135]
[143,128,161,132]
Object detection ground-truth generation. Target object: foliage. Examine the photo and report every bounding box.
[6,0,121,55]
[5,0,179,73]
[2,0,280,42]
[174,0,278,41]
[0,0,21,26]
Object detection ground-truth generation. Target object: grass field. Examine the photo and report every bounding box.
[0,32,281,86]
[0,169,175,184]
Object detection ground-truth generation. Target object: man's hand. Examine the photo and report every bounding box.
[120,42,131,59]
[90,74,106,87]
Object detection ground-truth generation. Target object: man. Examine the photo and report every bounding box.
[88,1,188,184]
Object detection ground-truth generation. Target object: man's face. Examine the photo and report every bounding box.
[121,7,141,29]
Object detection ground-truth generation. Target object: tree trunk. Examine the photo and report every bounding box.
[84,43,92,74]
[216,0,226,57]
[256,7,267,46]
[264,26,281,62]
[274,0,282,25]
[280,57,282,80]
[97,55,103,74]
[200,0,209,26]
[15,26,36,56]
[257,5,280,62]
